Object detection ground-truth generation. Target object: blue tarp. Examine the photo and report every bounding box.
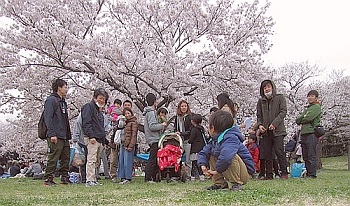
[135,154,149,161]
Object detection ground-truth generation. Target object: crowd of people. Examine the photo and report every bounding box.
[1,78,323,192]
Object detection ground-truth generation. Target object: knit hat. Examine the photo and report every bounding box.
[307,90,319,97]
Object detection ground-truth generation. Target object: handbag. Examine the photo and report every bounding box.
[314,125,325,138]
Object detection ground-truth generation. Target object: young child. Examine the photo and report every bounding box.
[188,114,206,181]
[156,107,169,133]
[108,99,122,122]
[245,134,260,174]
[198,110,255,191]
[156,107,168,124]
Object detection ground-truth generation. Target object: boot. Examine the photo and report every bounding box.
[44,176,56,186]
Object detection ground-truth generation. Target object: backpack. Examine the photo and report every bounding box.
[38,97,59,140]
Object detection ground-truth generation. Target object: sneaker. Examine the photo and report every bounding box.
[206,182,229,190]
[231,182,243,191]
[146,180,156,184]
[280,175,288,180]
[44,176,56,186]
[190,176,196,181]
[258,176,273,180]
[120,179,130,185]
[199,175,205,181]
[111,177,118,183]
[61,176,72,185]
[258,175,266,180]
[85,181,101,187]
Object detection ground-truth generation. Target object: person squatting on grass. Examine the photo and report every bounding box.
[256,80,289,180]
[143,93,167,182]
[82,88,109,187]
[296,90,322,179]
[43,79,72,186]
[198,110,255,191]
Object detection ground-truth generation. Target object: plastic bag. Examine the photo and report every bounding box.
[71,143,86,167]
[114,129,122,144]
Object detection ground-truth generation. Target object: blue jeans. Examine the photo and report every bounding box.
[117,146,135,180]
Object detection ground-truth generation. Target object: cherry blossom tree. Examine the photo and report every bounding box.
[0,0,274,157]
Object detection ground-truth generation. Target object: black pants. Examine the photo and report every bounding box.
[301,134,318,177]
[191,160,203,177]
[78,143,88,183]
[259,159,280,177]
[263,132,288,177]
[145,142,159,181]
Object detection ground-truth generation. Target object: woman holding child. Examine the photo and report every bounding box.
[117,107,138,184]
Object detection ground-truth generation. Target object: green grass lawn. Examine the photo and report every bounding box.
[1,156,350,206]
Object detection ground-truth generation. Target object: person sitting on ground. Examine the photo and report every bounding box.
[198,110,255,191]
[245,134,260,174]
[25,160,43,177]
[8,161,21,177]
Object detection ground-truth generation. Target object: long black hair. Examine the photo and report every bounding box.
[216,92,237,117]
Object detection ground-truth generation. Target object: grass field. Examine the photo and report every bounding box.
[1,156,350,206]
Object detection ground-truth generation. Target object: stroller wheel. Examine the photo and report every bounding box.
[181,173,187,183]
[155,172,161,182]
[165,172,171,183]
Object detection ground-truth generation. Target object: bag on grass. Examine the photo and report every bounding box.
[291,162,306,178]
[71,143,86,167]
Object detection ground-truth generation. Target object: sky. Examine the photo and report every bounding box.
[1,0,350,122]
[263,0,350,77]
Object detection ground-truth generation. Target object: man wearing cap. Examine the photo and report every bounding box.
[256,80,289,180]
[296,90,322,178]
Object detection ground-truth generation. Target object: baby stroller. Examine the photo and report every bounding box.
[156,132,186,183]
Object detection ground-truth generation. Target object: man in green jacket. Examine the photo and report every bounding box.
[257,80,289,180]
[296,90,322,178]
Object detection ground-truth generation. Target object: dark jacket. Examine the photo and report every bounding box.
[257,80,287,137]
[174,114,192,141]
[44,93,71,140]
[81,100,106,143]
[197,126,255,175]
[296,103,322,135]
[123,116,138,149]
[188,125,206,154]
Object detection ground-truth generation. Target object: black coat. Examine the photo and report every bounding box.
[44,93,71,140]
[174,114,192,141]
[81,100,106,143]
[188,125,206,154]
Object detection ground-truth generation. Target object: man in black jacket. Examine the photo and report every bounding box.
[44,79,71,186]
[257,80,289,180]
[82,88,109,187]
